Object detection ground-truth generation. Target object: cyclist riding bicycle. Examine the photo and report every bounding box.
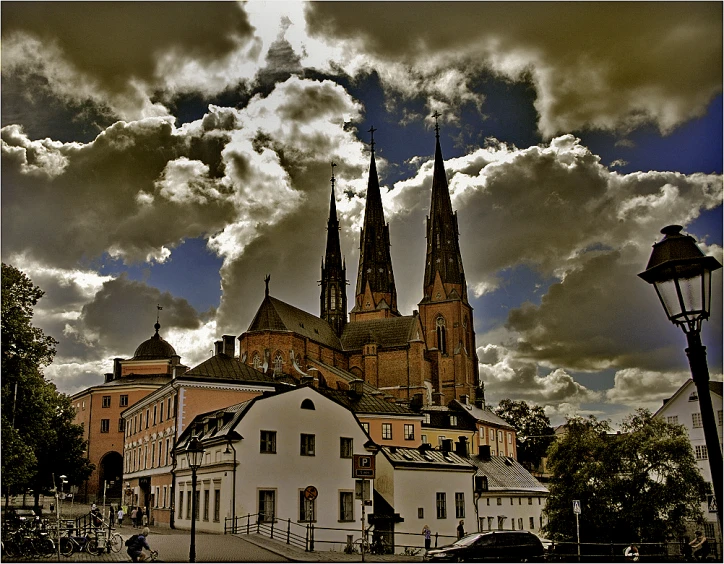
[126,527,153,562]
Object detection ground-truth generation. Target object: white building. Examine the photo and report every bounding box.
[173,386,374,549]
[654,379,723,546]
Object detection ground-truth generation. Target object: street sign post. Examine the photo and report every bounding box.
[573,500,581,561]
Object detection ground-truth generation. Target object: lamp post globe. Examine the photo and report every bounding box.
[185,436,204,563]
[639,225,722,532]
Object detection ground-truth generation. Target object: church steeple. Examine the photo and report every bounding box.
[423,112,467,302]
[351,127,398,321]
[320,163,348,336]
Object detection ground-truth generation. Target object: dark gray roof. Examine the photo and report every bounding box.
[710,380,723,398]
[381,445,474,471]
[183,353,284,384]
[340,316,421,351]
[247,295,342,350]
[470,455,548,493]
[131,323,177,360]
[450,399,515,430]
[308,359,417,416]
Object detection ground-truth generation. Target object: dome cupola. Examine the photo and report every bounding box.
[131,322,177,360]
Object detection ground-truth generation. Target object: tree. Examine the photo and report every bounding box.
[1,263,93,510]
[543,410,706,544]
[494,399,555,471]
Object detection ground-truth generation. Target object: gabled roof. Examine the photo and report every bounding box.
[469,454,548,493]
[654,378,723,417]
[450,399,515,430]
[247,295,342,350]
[183,353,283,384]
[309,358,418,416]
[381,445,474,471]
[341,316,420,350]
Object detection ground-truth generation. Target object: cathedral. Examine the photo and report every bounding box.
[238,121,480,407]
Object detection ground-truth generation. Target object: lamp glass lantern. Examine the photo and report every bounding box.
[638,225,721,334]
[185,436,204,470]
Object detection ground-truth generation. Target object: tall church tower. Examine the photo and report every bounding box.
[418,115,478,403]
[320,163,348,336]
[350,127,399,322]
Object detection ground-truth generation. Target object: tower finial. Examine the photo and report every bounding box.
[264,274,270,297]
[330,161,337,190]
[432,111,441,139]
[156,304,163,327]
[368,126,377,155]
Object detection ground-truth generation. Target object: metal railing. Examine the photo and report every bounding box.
[225,513,312,551]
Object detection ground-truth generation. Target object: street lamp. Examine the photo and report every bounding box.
[185,436,204,563]
[639,225,722,530]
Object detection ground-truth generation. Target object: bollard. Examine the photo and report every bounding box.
[247,514,250,535]
[435,532,439,548]
[287,519,291,544]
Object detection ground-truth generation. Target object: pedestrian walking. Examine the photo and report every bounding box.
[109,505,116,527]
[457,520,465,540]
[422,524,432,551]
[141,507,148,527]
[131,507,138,528]
[117,507,124,528]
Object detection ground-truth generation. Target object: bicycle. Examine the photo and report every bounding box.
[93,528,123,553]
[59,530,101,556]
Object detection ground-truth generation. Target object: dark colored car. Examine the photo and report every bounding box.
[424,530,544,562]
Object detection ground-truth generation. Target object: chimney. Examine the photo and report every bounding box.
[441,439,454,453]
[478,445,491,460]
[214,340,223,356]
[460,395,469,405]
[410,393,423,412]
[104,373,113,383]
[113,358,123,380]
[349,379,364,398]
[455,436,469,458]
[301,375,318,388]
[222,335,236,357]
[432,392,445,406]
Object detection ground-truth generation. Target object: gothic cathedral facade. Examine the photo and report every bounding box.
[239,124,480,407]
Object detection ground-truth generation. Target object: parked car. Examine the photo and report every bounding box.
[424,530,544,562]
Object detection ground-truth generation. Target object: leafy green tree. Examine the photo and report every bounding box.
[1,263,93,510]
[543,410,706,544]
[494,399,555,471]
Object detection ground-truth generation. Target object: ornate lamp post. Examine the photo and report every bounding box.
[639,225,722,530]
[185,436,204,563]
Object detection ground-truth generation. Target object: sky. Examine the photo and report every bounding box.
[2,1,722,428]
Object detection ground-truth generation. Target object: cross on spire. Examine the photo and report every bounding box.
[368,126,377,154]
[156,304,163,324]
[330,161,337,189]
[432,111,441,138]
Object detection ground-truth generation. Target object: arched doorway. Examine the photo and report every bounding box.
[98,452,123,505]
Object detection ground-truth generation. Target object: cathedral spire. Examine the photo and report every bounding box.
[351,127,398,320]
[423,114,467,301]
[321,162,347,335]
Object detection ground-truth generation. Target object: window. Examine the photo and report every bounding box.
[186,491,191,519]
[252,353,262,370]
[261,431,277,454]
[489,428,494,440]
[695,445,709,460]
[508,432,513,444]
[361,422,370,434]
[100,419,110,433]
[692,413,703,428]
[404,424,415,440]
[160,401,164,422]
[120,395,129,407]
[340,438,353,458]
[455,493,465,518]
[301,399,315,410]
[529,517,535,530]
[300,434,315,456]
[102,395,111,408]
[166,438,171,466]
[496,498,502,506]
[689,392,698,401]
[423,413,431,425]
[118,418,125,433]
[339,492,354,522]
[273,352,283,376]
[162,486,167,508]
[436,317,447,354]
[214,489,221,522]
[667,415,679,425]
[449,416,458,426]
[382,423,392,440]
[151,443,156,468]
[259,490,275,523]
[718,410,723,426]
[498,430,503,442]
[168,397,173,418]
[203,490,210,521]
[146,409,150,429]
[158,440,163,466]
[418,508,424,519]
[528,497,533,505]
[421,434,428,444]
[330,287,336,309]
[436,493,447,519]
[518,518,523,530]
[299,491,316,522]
[178,491,184,519]
[437,436,447,447]
[153,405,157,425]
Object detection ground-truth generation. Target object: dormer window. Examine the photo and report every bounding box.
[301,399,315,410]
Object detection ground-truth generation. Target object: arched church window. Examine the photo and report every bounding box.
[252,352,261,370]
[331,287,336,309]
[464,316,470,353]
[273,352,283,376]
[436,317,447,355]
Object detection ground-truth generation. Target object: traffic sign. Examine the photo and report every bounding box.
[573,500,581,514]
[353,454,376,478]
[304,486,318,501]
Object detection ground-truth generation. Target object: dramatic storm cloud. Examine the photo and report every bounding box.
[2,2,721,423]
